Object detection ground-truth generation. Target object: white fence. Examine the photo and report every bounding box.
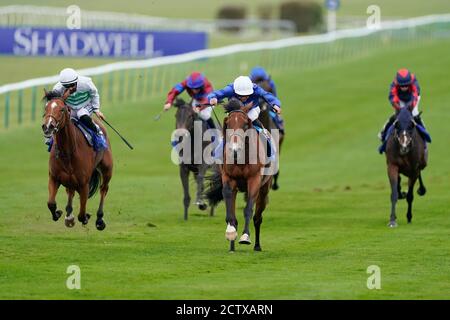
[0,5,296,35]
[0,14,450,129]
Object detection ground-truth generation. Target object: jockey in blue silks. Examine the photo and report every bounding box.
[207,75,281,127]
[207,76,281,158]
[249,66,285,134]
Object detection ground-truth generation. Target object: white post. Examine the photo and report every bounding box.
[327,10,337,33]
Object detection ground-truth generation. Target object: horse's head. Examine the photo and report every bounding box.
[394,107,416,155]
[223,99,253,156]
[174,98,196,132]
[41,89,71,138]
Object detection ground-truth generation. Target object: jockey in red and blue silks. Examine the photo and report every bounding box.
[249,66,285,133]
[164,72,216,129]
[378,69,430,152]
[207,75,281,127]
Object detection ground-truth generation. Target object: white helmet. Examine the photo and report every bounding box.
[233,76,254,96]
[59,68,78,85]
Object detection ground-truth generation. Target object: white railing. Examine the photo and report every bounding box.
[0,14,449,129]
[0,5,296,35]
[1,13,449,95]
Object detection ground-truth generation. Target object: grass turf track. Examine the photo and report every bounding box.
[0,38,449,299]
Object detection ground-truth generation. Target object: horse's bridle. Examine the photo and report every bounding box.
[393,119,417,155]
[44,99,69,135]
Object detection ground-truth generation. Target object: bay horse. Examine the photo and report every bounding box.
[42,89,113,230]
[254,78,284,190]
[385,107,427,227]
[173,98,216,220]
[205,99,273,252]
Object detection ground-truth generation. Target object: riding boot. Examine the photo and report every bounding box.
[413,115,425,128]
[379,114,396,142]
[80,115,102,135]
[206,118,216,130]
[252,119,272,158]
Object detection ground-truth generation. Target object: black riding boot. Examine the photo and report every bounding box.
[413,115,425,128]
[206,118,216,130]
[252,119,272,158]
[379,114,396,142]
[80,115,101,135]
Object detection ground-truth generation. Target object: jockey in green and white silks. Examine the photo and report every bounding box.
[45,68,105,145]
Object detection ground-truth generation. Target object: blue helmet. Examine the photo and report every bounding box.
[395,69,413,86]
[250,66,269,82]
[186,72,205,89]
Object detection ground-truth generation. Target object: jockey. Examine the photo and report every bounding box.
[46,68,105,145]
[379,68,426,143]
[249,66,284,133]
[164,72,216,129]
[208,75,281,127]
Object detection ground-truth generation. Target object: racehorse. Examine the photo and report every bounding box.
[254,79,284,190]
[42,89,113,230]
[173,98,216,220]
[385,107,427,227]
[205,99,273,251]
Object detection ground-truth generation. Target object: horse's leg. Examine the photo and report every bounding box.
[195,165,207,211]
[47,176,62,222]
[77,184,91,225]
[397,175,406,199]
[64,188,76,227]
[95,163,112,231]
[239,175,261,245]
[180,165,190,221]
[417,172,427,196]
[388,164,399,227]
[223,178,238,251]
[272,133,283,191]
[407,176,417,223]
[254,179,271,251]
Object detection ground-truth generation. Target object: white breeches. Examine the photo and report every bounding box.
[192,99,212,120]
[399,96,420,117]
[247,106,261,122]
[70,105,96,119]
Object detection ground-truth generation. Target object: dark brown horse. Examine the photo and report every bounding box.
[172,98,216,220]
[255,79,284,190]
[385,107,427,227]
[42,89,113,230]
[205,99,273,251]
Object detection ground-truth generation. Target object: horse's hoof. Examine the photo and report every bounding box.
[398,192,407,200]
[96,219,106,231]
[225,224,237,241]
[239,233,251,245]
[272,184,279,191]
[52,210,63,221]
[78,213,91,225]
[417,187,426,196]
[254,246,262,252]
[198,203,207,211]
[388,221,398,228]
[65,215,75,228]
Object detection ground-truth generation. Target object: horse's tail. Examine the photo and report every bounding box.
[205,166,223,207]
[89,168,102,198]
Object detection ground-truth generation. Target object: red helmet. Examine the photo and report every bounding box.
[186,72,205,89]
[395,68,413,86]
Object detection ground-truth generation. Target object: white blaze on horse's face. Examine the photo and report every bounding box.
[398,130,412,154]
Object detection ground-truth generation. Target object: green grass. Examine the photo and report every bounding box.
[1,39,450,299]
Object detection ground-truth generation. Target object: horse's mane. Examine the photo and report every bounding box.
[43,90,62,102]
[174,98,187,108]
[224,98,244,113]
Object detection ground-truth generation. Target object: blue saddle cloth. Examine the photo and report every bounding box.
[47,119,108,152]
[378,125,431,154]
